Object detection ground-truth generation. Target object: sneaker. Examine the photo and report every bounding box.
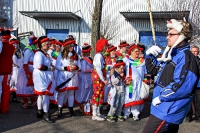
[133,116,139,121]
[92,116,105,121]
[97,114,106,119]
[117,116,124,122]
[123,115,129,120]
[107,116,115,122]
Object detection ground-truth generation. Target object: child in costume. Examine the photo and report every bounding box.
[75,43,93,116]
[107,58,131,122]
[103,44,117,110]
[91,38,108,121]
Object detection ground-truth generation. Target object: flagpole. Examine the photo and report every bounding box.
[147,0,156,45]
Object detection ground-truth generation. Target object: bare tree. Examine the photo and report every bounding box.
[91,0,103,58]
[100,14,118,41]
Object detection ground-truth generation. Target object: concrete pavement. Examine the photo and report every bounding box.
[0,93,200,133]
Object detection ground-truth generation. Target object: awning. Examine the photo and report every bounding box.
[120,11,190,20]
[19,11,81,20]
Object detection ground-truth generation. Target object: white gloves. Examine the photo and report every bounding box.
[152,96,161,106]
[0,41,3,53]
[146,45,162,56]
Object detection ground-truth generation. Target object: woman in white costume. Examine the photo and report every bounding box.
[16,36,38,109]
[9,38,23,102]
[33,36,55,123]
[75,43,93,115]
[55,38,80,118]
[49,40,63,107]
[123,44,147,121]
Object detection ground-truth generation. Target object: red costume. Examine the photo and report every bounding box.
[0,29,14,113]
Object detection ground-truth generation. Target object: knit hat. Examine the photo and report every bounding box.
[38,36,50,49]
[157,19,192,62]
[1,30,11,39]
[50,39,56,45]
[114,58,125,68]
[107,44,117,53]
[63,38,76,47]
[82,43,92,53]
[128,44,141,55]
[95,38,108,53]
[55,40,63,47]
[118,40,129,48]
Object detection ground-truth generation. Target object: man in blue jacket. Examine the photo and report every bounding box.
[142,19,199,133]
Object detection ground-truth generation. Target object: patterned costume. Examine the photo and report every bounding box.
[91,39,108,121]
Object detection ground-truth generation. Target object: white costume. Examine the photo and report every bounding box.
[56,53,80,107]
[10,49,23,92]
[33,51,55,96]
[16,48,35,97]
[123,57,147,119]
[75,57,93,104]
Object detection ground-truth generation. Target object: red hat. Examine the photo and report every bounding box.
[9,39,19,45]
[1,30,11,39]
[128,44,141,55]
[107,44,117,53]
[55,40,63,47]
[118,40,129,48]
[50,39,56,45]
[96,39,108,53]
[63,38,76,47]
[82,43,92,53]
[114,58,125,68]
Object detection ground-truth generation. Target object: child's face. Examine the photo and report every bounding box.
[116,65,124,74]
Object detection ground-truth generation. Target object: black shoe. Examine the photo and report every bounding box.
[68,107,75,117]
[12,92,19,103]
[36,109,44,118]
[57,107,63,118]
[43,113,54,123]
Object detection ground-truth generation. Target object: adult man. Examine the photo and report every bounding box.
[185,45,200,123]
[142,19,199,133]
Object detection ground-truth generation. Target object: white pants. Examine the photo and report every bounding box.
[123,104,143,117]
[57,90,74,107]
[37,95,50,113]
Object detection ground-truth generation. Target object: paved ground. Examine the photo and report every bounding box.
[0,91,200,133]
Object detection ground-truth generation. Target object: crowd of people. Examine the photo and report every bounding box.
[0,18,199,133]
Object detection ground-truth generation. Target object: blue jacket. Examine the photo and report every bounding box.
[145,44,199,124]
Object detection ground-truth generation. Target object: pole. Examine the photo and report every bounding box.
[147,0,156,45]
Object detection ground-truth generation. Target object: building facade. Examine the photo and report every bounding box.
[8,0,190,48]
